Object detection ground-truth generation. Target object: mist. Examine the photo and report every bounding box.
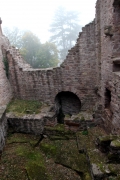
[1,0,97,43]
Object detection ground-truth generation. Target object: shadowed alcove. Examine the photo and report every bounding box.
[105,88,111,109]
[55,91,81,123]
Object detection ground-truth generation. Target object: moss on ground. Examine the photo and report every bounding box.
[55,139,90,174]
[1,126,120,179]
[40,142,58,158]
[0,133,52,180]
[6,133,40,147]
[26,162,52,180]
[45,124,65,132]
[49,135,70,140]
[0,130,83,180]
[76,127,108,171]
[6,99,43,116]
[44,124,76,137]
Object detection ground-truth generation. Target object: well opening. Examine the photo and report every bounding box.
[55,91,81,124]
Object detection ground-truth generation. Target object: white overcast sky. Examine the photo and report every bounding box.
[0,0,97,43]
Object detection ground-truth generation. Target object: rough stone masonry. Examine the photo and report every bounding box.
[0,0,120,135]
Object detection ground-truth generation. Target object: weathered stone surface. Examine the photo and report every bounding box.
[0,20,97,114]
[0,0,120,134]
[110,139,120,150]
[0,107,7,152]
[6,111,56,135]
[91,164,104,179]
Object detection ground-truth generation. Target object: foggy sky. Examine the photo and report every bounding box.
[1,0,97,42]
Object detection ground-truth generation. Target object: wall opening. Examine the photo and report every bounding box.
[105,88,111,109]
[55,91,81,124]
[113,60,120,72]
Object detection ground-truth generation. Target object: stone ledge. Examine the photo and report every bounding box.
[0,106,6,119]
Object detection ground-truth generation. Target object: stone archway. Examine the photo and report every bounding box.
[55,91,81,123]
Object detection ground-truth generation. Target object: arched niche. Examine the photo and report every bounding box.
[55,91,81,123]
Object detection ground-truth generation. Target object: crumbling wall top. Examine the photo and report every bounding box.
[0,18,3,36]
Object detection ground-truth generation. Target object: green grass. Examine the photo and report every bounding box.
[2,126,117,180]
[7,133,40,146]
[82,130,88,135]
[6,99,43,116]
[3,133,53,180]
[40,142,58,158]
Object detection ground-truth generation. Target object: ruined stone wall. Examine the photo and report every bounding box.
[95,0,120,133]
[0,109,8,152]
[1,0,120,134]
[0,36,12,106]
[4,21,97,111]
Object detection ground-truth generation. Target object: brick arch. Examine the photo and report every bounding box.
[54,87,81,104]
[55,91,81,117]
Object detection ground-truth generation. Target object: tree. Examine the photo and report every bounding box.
[3,27,59,68]
[3,27,23,48]
[34,42,59,68]
[20,31,41,67]
[49,7,81,60]
[20,33,59,68]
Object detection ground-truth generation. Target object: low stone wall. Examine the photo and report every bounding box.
[7,112,57,135]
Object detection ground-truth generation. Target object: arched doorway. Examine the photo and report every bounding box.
[55,91,81,123]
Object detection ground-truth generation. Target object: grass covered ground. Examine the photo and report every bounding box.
[0,126,91,180]
[6,99,45,117]
[1,124,119,180]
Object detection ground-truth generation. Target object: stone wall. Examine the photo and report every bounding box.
[7,111,56,135]
[0,108,8,152]
[0,35,12,106]
[1,0,120,134]
[2,20,97,112]
[95,0,120,133]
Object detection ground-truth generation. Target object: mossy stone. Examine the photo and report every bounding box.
[111,139,120,148]
[26,162,51,180]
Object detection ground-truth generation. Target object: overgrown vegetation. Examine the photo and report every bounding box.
[3,28,59,68]
[6,99,43,116]
[0,126,91,180]
[1,124,120,179]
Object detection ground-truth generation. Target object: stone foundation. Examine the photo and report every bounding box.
[7,112,56,135]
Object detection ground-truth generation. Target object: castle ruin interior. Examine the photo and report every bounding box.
[0,0,120,179]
